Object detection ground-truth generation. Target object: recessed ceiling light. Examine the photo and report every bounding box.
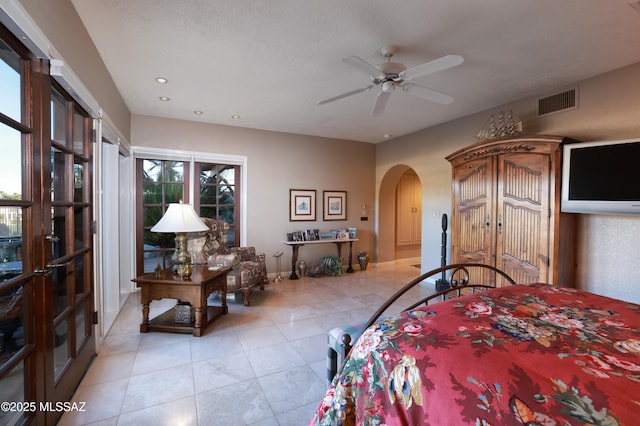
[384,133,393,138]
[194,111,203,115]
[155,77,168,84]
[159,96,170,101]
[231,115,240,119]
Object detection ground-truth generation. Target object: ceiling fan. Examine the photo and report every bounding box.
[318,45,463,116]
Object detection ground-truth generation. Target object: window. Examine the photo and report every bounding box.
[195,162,240,246]
[136,159,189,273]
[135,156,242,274]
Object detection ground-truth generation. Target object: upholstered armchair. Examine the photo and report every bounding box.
[187,218,267,306]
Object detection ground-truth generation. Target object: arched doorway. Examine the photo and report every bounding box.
[377,165,422,264]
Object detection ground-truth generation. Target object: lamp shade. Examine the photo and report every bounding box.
[150,203,208,233]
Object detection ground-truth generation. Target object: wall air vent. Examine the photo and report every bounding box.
[537,87,578,117]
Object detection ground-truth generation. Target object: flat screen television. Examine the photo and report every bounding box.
[561,137,640,215]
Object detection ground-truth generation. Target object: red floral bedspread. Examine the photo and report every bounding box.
[310,284,640,425]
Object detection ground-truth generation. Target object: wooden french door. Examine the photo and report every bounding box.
[39,85,95,425]
[0,26,95,425]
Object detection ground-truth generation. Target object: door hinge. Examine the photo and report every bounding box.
[92,311,99,325]
[92,221,97,234]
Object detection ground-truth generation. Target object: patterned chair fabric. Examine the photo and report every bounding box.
[187,218,267,306]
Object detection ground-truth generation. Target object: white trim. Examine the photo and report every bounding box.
[0,0,49,58]
[131,146,248,247]
[100,109,131,155]
[50,59,100,117]
[132,145,246,165]
[0,0,100,116]
[92,119,104,352]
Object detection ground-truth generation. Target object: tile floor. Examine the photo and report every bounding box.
[59,263,433,426]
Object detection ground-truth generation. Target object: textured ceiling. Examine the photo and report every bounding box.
[71,0,640,143]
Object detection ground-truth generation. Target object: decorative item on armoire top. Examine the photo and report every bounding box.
[475,110,522,141]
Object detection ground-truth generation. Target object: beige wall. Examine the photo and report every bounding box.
[132,115,376,274]
[376,62,640,302]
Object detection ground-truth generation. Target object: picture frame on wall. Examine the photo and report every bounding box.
[290,189,316,221]
[323,190,347,221]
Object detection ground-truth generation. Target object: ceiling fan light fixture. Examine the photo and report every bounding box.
[382,81,395,93]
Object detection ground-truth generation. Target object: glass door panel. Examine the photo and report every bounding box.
[72,110,85,156]
[51,147,66,202]
[53,317,70,377]
[73,160,84,203]
[74,205,86,246]
[0,360,25,426]
[0,39,21,123]
[0,125,22,201]
[0,207,22,276]
[51,206,68,260]
[50,91,67,148]
[0,281,26,360]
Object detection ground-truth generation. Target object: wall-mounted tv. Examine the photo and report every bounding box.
[561,138,640,215]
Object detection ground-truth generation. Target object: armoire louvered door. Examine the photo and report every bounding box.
[447,136,577,287]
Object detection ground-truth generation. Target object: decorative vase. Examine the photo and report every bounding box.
[358,252,369,271]
[298,261,307,277]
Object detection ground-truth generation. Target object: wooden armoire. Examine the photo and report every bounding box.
[446,135,576,286]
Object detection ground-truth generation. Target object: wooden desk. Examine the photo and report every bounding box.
[282,238,359,279]
[132,265,230,337]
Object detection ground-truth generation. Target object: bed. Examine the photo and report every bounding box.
[311,264,640,425]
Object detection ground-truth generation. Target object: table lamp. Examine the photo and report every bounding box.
[151,201,208,278]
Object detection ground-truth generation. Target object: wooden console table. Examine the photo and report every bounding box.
[132,265,231,337]
[282,238,359,279]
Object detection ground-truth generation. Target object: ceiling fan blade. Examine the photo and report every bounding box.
[343,56,383,79]
[402,83,454,105]
[372,91,391,116]
[318,85,374,105]
[402,54,464,81]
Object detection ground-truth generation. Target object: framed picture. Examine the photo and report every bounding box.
[289,189,316,221]
[323,190,347,221]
